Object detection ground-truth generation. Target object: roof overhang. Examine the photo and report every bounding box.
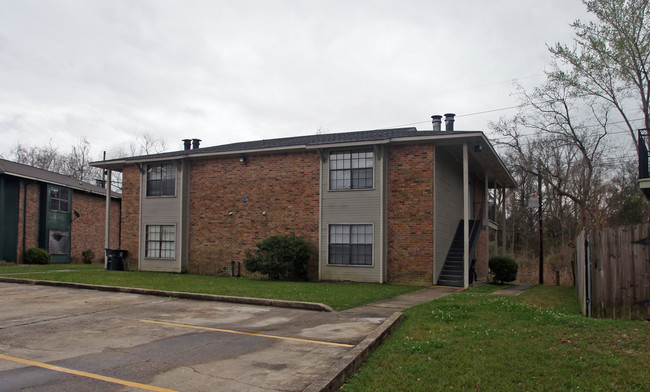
[0,170,121,199]
[91,131,516,189]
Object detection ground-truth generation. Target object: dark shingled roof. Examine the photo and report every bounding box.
[91,127,516,188]
[105,127,475,162]
[0,158,120,198]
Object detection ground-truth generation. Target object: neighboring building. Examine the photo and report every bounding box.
[0,158,121,264]
[92,115,516,286]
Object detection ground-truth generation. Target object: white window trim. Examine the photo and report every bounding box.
[327,223,374,267]
[144,223,177,260]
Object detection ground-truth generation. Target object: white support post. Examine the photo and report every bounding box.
[485,173,489,282]
[501,187,506,256]
[104,169,112,269]
[463,143,469,288]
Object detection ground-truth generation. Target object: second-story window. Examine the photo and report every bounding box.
[50,187,70,212]
[329,149,373,190]
[146,163,176,197]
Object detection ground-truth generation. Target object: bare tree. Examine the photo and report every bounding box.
[62,137,103,183]
[11,138,102,184]
[11,139,63,172]
[492,80,610,236]
[549,0,650,151]
[127,132,168,156]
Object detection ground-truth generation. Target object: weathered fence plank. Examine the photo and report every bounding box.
[575,224,650,320]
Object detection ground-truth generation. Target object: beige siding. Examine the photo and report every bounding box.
[434,147,464,280]
[139,162,184,273]
[320,148,385,283]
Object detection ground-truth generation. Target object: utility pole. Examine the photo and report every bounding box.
[538,173,544,285]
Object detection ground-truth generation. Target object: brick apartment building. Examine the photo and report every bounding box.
[0,159,121,264]
[92,115,515,287]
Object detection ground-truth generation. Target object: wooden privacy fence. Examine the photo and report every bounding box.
[575,224,650,320]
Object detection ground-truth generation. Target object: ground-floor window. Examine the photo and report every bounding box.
[328,224,372,265]
[145,225,176,259]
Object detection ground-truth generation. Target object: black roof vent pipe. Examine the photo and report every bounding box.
[182,139,192,150]
[431,115,442,131]
[444,113,455,131]
[192,139,201,149]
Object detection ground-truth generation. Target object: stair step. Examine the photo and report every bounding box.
[437,279,464,287]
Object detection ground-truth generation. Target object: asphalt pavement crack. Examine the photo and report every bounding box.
[183,365,298,392]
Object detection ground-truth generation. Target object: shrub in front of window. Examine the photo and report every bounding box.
[81,249,95,264]
[488,256,518,284]
[25,248,50,264]
[244,234,312,280]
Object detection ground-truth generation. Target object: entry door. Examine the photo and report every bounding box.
[45,185,72,263]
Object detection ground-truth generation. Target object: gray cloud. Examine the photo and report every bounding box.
[0,0,589,158]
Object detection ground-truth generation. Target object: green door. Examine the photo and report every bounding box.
[0,176,19,263]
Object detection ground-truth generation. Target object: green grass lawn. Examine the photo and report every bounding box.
[342,285,650,391]
[0,263,421,311]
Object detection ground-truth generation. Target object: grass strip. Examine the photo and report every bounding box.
[341,285,650,391]
[0,264,421,311]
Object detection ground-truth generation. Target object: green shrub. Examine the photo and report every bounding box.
[489,256,518,284]
[243,234,312,280]
[81,249,95,264]
[25,248,50,264]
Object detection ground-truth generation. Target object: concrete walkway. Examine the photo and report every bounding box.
[489,283,536,296]
[344,285,464,316]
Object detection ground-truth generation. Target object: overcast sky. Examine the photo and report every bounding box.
[0,0,592,160]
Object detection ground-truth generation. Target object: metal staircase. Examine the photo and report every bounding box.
[437,219,482,287]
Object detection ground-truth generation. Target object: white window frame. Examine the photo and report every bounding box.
[145,224,176,259]
[329,150,374,190]
[328,224,373,266]
[146,163,177,197]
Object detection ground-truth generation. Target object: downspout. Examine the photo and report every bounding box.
[463,143,469,288]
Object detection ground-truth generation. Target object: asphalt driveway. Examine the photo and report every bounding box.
[0,282,392,392]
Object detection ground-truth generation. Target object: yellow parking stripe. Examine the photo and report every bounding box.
[0,354,177,392]
[140,319,355,348]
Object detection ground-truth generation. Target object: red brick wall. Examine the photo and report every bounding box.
[474,229,488,281]
[120,165,141,269]
[188,152,320,278]
[386,143,435,285]
[472,174,488,281]
[70,192,120,263]
[16,180,40,263]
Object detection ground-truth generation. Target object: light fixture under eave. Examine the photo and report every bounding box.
[474,145,483,152]
[239,155,247,164]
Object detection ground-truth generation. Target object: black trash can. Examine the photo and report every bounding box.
[105,248,127,271]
